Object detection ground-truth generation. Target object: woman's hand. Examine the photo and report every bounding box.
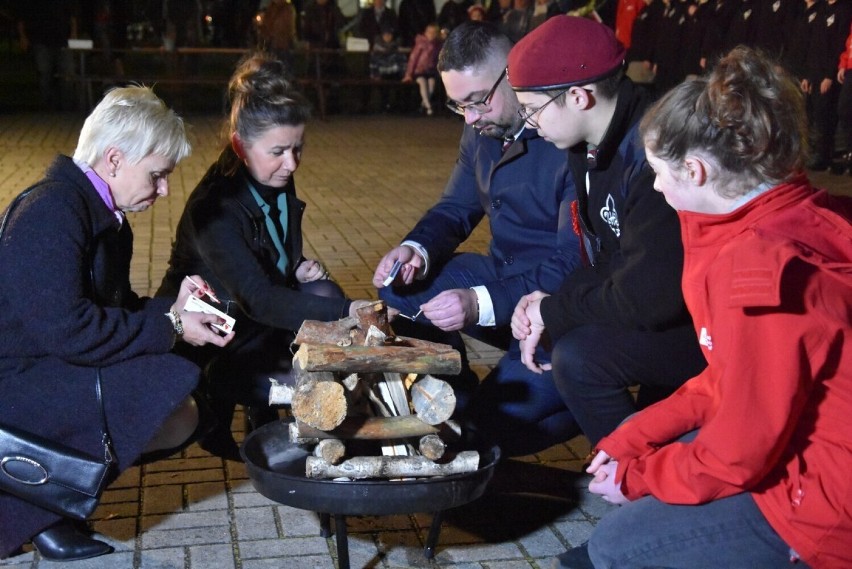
[587,450,628,505]
[296,259,329,283]
[173,275,234,347]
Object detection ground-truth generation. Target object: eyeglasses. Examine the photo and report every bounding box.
[517,88,569,129]
[445,68,506,116]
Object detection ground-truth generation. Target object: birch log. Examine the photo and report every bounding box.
[410,375,456,425]
[306,451,480,479]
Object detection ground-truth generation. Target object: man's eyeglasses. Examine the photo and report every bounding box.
[518,88,569,129]
[446,68,507,116]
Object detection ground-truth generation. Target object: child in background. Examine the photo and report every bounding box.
[370,24,407,80]
[403,22,443,115]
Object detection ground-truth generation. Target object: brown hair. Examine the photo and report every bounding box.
[640,46,807,197]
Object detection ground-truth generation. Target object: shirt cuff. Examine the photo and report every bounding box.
[470,285,495,327]
[400,240,429,279]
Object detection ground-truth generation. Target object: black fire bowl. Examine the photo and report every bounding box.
[240,420,501,517]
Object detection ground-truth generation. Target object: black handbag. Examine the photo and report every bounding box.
[0,189,116,520]
[0,370,116,520]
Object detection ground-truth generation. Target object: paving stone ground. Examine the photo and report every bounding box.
[1,110,850,569]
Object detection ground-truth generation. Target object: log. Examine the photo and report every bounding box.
[306,451,480,479]
[418,434,446,461]
[293,343,461,375]
[355,300,390,336]
[290,415,438,443]
[410,375,456,425]
[290,360,347,431]
[294,317,358,346]
[312,439,346,465]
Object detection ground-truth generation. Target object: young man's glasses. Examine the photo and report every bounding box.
[518,88,569,129]
[446,68,507,116]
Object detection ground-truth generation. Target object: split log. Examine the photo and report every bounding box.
[306,451,480,479]
[290,360,347,431]
[418,434,446,461]
[410,375,456,425]
[355,300,390,335]
[290,415,437,443]
[312,439,346,465]
[293,343,461,375]
[294,317,358,346]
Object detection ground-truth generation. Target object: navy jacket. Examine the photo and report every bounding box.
[404,124,581,326]
[541,79,692,339]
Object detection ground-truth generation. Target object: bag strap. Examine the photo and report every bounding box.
[3,190,115,467]
[95,370,116,466]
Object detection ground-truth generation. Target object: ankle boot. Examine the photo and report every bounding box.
[32,520,113,561]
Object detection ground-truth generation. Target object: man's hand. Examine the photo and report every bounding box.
[420,288,477,331]
[296,259,328,283]
[587,451,628,505]
[511,291,550,340]
[373,246,423,288]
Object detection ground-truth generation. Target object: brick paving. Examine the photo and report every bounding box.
[1,111,850,569]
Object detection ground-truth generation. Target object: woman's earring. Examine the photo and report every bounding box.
[109,171,116,177]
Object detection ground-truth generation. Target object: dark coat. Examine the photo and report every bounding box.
[541,79,693,339]
[0,156,199,557]
[156,149,350,396]
[403,126,581,326]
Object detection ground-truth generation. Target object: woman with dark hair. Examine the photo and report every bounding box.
[554,46,852,569]
[158,53,372,460]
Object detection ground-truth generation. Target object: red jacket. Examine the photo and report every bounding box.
[598,178,852,569]
[615,0,648,48]
[839,21,852,71]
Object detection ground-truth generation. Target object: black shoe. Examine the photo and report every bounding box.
[32,520,113,561]
[551,543,595,569]
[198,425,242,461]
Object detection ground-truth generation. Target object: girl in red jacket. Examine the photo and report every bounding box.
[555,46,852,569]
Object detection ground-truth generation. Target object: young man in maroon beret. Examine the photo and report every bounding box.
[507,17,706,555]
[373,21,584,456]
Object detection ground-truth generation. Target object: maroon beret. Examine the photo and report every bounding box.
[507,16,626,91]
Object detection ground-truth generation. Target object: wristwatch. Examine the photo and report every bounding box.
[165,309,184,338]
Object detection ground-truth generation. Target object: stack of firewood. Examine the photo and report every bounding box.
[272,301,480,480]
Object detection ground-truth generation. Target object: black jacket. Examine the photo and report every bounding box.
[541,79,692,339]
[158,147,350,333]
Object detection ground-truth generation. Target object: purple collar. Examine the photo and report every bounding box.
[74,159,124,225]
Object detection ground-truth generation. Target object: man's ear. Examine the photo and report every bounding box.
[231,132,245,160]
[569,85,593,110]
[684,155,708,186]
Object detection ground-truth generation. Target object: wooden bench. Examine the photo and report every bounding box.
[64,46,418,118]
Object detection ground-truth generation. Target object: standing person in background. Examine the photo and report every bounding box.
[398,0,436,47]
[509,16,705,449]
[257,0,298,64]
[301,0,345,48]
[356,0,398,47]
[15,0,80,110]
[375,22,582,456]
[439,0,475,35]
[615,0,648,49]
[834,20,852,174]
[0,86,231,562]
[157,54,374,461]
[565,45,852,569]
[403,22,443,115]
[798,0,852,171]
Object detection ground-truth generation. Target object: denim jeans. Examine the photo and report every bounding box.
[588,492,807,568]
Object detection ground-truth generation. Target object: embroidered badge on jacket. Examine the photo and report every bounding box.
[600,194,621,237]
[699,327,713,351]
